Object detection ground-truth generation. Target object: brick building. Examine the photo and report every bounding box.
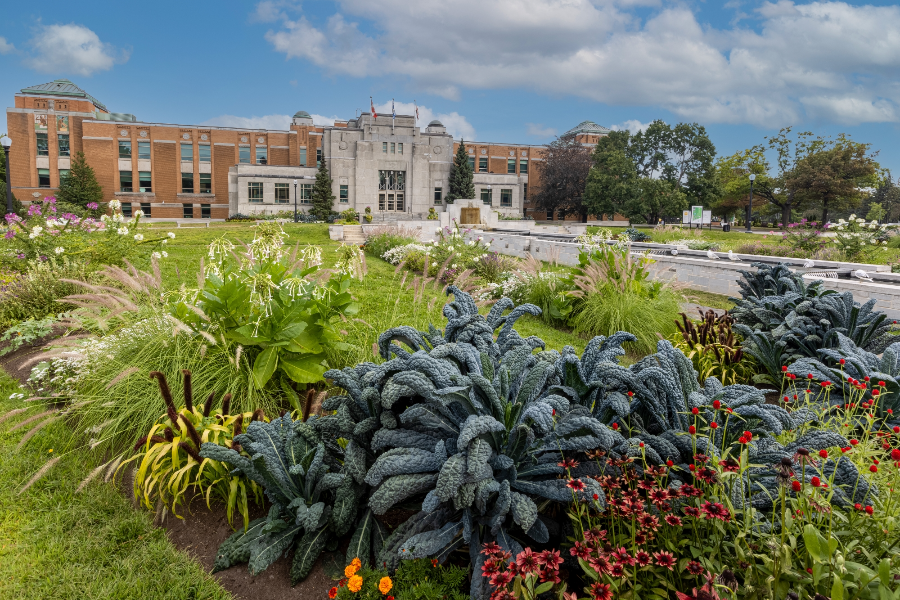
[6,79,611,220]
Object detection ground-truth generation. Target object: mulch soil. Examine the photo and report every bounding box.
[0,332,340,600]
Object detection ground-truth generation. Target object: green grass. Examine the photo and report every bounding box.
[0,372,231,600]
[680,289,736,311]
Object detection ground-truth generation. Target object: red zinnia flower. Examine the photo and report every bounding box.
[590,582,613,600]
[329,587,338,599]
[654,551,676,570]
[685,560,704,575]
[665,514,683,526]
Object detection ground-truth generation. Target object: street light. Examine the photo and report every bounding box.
[2,137,11,216]
[745,173,756,233]
[293,179,298,223]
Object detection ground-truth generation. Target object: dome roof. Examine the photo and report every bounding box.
[563,120,611,136]
[427,120,443,127]
[293,111,311,119]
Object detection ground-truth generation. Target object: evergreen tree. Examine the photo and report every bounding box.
[309,159,336,220]
[0,141,23,216]
[57,151,103,209]
[446,140,474,203]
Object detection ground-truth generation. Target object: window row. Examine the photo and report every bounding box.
[381,142,404,155]
[119,171,153,193]
[180,172,212,194]
[118,141,153,160]
[36,133,69,157]
[479,188,513,207]
[248,182,313,203]
[466,155,529,174]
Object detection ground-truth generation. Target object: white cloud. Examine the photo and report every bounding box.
[0,36,14,55]
[611,120,653,134]
[525,123,556,137]
[203,113,337,130]
[25,24,127,76]
[373,100,475,140]
[250,0,302,23]
[262,0,900,128]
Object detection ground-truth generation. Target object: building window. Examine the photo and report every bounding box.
[239,146,250,164]
[547,210,554,221]
[183,204,194,219]
[479,157,488,172]
[256,146,268,165]
[339,184,349,203]
[120,171,133,192]
[378,193,385,211]
[248,182,263,203]
[481,188,492,205]
[38,168,50,188]
[138,141,151,160]
[181,143,193,161]
[141,202,152,217]
[316,148,322,167]
[519,159,528,174]
[501,189,512,207]
[139,171,152,192]
[121,203,133,218]
[390,142,395,154]
[199,173,211,193]
[397,143,403,155]
[36,133,49,157]
[300,183,312,204]
[395,193,405,211]
[182,172,194,193]
[382,142,388,154]
[508,159,516,174]
[378,170,406,190]
[119,140,131,158]
[524,183,528,200]
[198,144,211,162]
[434,187,442,204]
[59,169,70,182]
[201,204,211,219]
[468,156,475,171]
[299,147,307,166]
[58,134,69,157]
[275,183,290,204]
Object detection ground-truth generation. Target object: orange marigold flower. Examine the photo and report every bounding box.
[348,575,363,593]
[344,564,359,578]
[378,576,393,595]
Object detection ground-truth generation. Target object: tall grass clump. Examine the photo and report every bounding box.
[569,244,682,354]
[362,225,420,258]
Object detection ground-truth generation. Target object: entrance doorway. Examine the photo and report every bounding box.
[378,192,405,211]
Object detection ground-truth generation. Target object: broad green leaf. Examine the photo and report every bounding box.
[534,581,553,595]
[831,576,844,600]
[280,354,327,383]
[879,559,891,588]
[252,347,279,388]
[802,524,825,563]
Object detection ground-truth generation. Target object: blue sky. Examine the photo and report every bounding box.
[3,0,900,174]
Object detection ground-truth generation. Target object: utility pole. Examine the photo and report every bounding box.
[2,139,11,215]
[293,179,298,223]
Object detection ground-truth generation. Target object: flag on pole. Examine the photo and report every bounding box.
[392,99,395,123]
[370,96,377,119]
[414,100,419,123]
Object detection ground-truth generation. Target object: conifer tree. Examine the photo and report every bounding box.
[310,159,336,220]
[446,140,474,203]
[0,141,22,215]
[56,151,103,209]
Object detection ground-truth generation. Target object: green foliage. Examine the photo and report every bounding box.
[120,370,263,528]
[363,230,419,259]
[311,161,337,219]
[55,151,103,209]
[334,559,469,600]
[200,412,353,584]
[832,214,893,261]
[0,140,23,216]
[0,257,95,328]
[623,227,650,242]
[867,201,887,222]
[671,310,755,385]
[781,219,828,255]
[446,140,474,203]
[427,207,438,220]
[340,207,359,222]
[0,315,58,356]
[170,223,359,389]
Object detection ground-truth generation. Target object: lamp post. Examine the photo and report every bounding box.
[2,139,11,215]
[293,179,298,223]
[745,173,756,233]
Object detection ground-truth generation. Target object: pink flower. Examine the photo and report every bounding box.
[4,229,14,239]
[515,548,540,574]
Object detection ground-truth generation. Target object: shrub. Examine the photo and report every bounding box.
[833,214,893,261]
[667,238,720,251]
[781,218,828,255]
[489,256,571,325]
[341,207,360,222]
[333,558,468,600]
[121,370,263,528]
[623,227,651,242]
[0,257,96,328]
[363,226,420,259]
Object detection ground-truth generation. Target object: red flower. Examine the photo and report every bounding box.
[712,400,721,409]
[684,506,701,518]
[700,501,730,521]
[635,551,651,566]
[893,426,900,433]
[654,551,676,570]
[570,541,591,561]
[685,560,704,575]
[482,542,502,555]
[850,439,859,446]
[840,358,846,365]
[432,558,438,567]
[781,365,788,372]
[612,422,619,431]
[516,548,540,574]
[666,460,674,467]
[866,505,874,515]
[811,476,820,487]
[819,449,828,459]
[855,503,862,510]
[608,563,625,578]
[880,381,886,387]
[588,555,611,575]
[329,587,338,599]
[558,458,579,469]
[691,407,699,415]
[743,430,753,440]
[689,425,696,435]
[710,422,718,429]
[638,513,659,531]
[892,449,900,461]
[593,493,600,501]
[870,465,878,473]
[807,373,814,379]
[873,389,881,396]
[627,391,634,397]
[738,436,748,444]
[665,514,683,527]
[649,488,669,504]
[590,582,612,600]
[719,458,740,473]
[791,480,801,492]
[566,478,586,492]
[490,571,513,587]
[538,549,563,569]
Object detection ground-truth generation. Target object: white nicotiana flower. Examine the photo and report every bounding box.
[161,251,168,258]
[134,210,144,217]
[54,247,64,254]
[167,232,175,239]
[473,256,480,262]
[849,214,856,220]
[451,263,458,269]
[117,227,129,235]
[477,236,483,242]
[134,233,144,241]
[161,239,167,245]
[432,262,438,267]
[151,251,161,259]
[468,240,475,246]
[108,199,121,210]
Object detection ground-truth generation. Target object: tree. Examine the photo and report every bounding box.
[531,134,594,222]
[867,170,900,222]
[309,159,336,220]
[583,131,637,221]
[446,140,474,203]
[712,148,771,221]
[56,151,103,209]
[0,140,23,216]
[785,136,879,224]
[752,128,826,227]
[630,178,687,225]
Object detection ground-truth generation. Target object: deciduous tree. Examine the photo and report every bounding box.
[531,134,594,222]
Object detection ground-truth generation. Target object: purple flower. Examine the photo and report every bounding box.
[86,202,99,210]
[4,229,15,239]
[27,205,42,217]
[16,253,26,259]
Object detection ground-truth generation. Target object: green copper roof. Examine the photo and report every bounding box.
[563,120,611,137]
[293,111,311,119]
[20,79,108,112]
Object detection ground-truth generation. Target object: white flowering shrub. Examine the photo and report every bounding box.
[833,215,893,261]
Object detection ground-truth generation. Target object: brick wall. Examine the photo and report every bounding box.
[83,138,116,200]
[7,112,32,189]
[153,141,177,202]
[213,145,232,199]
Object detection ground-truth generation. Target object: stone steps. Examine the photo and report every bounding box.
[343,225,366,245]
